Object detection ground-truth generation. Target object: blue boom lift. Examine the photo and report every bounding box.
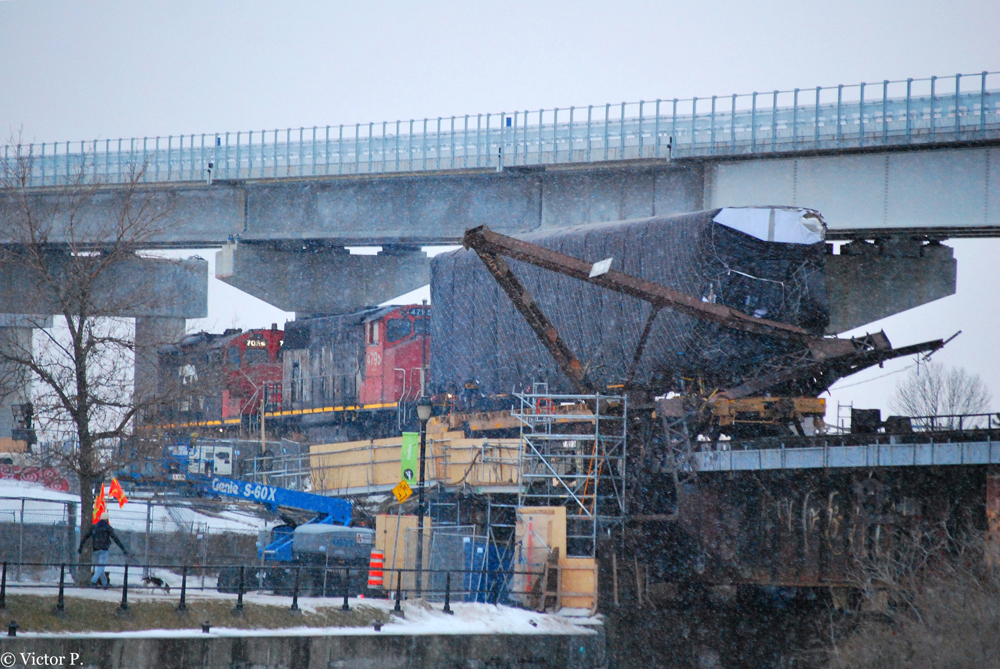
[117,439,376,596]
[199,476,375,596]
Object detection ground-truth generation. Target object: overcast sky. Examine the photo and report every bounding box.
[1,0,998,421]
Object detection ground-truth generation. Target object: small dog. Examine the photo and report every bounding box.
[142,575,171,594]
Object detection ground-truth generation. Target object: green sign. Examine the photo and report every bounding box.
[401,432,419,485]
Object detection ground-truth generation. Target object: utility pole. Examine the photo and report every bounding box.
[414,299,432,597]
[415,397,433,597]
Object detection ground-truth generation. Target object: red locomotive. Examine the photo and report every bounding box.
[358,305,430,405]
[281,305,430,418]
[156,308,429,435]
[157,324,284,425]
[218,326,284,417]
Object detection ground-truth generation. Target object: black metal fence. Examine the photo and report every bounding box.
[0,560,522,618]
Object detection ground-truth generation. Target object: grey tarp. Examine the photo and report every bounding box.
[429,209,829,396]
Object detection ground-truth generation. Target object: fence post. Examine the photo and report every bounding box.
[883,80,889,144]
[955,73,962,137]
[143,502,152,579]
[119,564,129,611]
[906,78,913,142]
[814,87,821,145]
[1,561,6,610]
[341,568,350,611]
[177,566,187,612]
[836,84,843,146]
[792,88,799,145]
[691,97,698,153]
[490,568,501,605]
[18,499,24,581]
[290,567,300,612]
[443,572,453,614]
[859,83,866,147]
[66,501,77,579]
[55,564,66,614]
[981,72,988,138]
[233,566,245,615]
[770,90,778,151]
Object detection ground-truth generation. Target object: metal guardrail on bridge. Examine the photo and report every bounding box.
[695,412,1000,473]
[4,71,999,188]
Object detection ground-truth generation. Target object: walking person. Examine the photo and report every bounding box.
[78,511,129,588]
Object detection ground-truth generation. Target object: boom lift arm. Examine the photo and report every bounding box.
[205,476,353,562]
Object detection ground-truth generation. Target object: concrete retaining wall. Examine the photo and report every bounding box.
[0,630,607,668]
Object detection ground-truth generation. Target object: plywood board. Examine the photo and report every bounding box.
[559,557,597,612]
[375,513,430,593]
[309,435,521,492]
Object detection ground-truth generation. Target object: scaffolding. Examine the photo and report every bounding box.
[512,384,627,557]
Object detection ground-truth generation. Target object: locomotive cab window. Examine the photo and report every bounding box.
[366,321,380,346]
[225,346,241,369]
[413,317,429,335]
[244,349,268,365]
[385,318,411,343]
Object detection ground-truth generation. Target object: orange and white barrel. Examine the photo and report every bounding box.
[367,549,384,589]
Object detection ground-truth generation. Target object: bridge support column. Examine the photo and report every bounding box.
[0,255,206,430]
[215,242,430,315]
[0,316,53,453]
[0,325,33,452]
[134,317,187,408]
[824,239,956,333]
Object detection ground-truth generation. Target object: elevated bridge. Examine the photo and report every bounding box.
[1,71,998,320]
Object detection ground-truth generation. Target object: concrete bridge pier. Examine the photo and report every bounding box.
[134,316,187,407]
[0,255,209,433]
[0,318,47,452]
[824,238,957,333]
[215,241,430,316]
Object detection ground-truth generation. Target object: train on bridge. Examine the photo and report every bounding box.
[130,206,1000,650]
[154,304,431,436]
[152,207,940,446]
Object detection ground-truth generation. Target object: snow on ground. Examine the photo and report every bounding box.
[0,480,77,503]
[7,564,219,590]
[1,479,274,535]
[3,480,601,638]
[7,586,600,638]
[368,599,599,636]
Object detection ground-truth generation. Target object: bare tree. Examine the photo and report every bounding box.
[0,140,182,570]
[890,361,993,428]
[828,531,1000,669]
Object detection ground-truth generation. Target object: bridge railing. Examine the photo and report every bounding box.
[4,71,999,188]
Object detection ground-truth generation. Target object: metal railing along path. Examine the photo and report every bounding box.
[0,561,522,614]
[5,71,999,188]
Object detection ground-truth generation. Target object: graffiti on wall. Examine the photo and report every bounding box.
[0,464,70,492]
